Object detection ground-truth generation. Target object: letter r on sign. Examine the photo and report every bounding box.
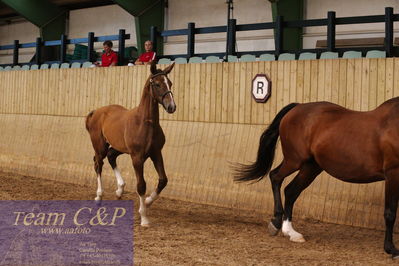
[257,81,264,94]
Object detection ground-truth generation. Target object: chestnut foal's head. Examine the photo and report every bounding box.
[149,61,176,113]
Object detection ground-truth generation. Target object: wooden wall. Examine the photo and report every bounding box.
[0,58,397,230]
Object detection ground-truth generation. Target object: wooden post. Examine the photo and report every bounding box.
[60,34,67,63]
[150,26,157,55]
[87,32,94,62]
[227,19,236,56]
[35,37,42,65]
[118,29,126,66]
[385,7,393,57]
[13,40,19,66]
[187,22,195,58]
[327,11,336,52]
[275,16,283,58]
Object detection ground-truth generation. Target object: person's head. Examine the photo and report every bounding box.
[144,40,153,52]
[103,40,113,53]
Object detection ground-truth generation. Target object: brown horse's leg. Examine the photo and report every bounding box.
[107,148,125,199]
[282,161,321,242]
[92,138,109,202]
[146,150,168,207]
[131,155,149,226]
[268,160,299,235]
[383,175,399,258]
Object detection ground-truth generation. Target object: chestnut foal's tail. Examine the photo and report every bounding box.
[233,103,299,182]
[85,110,95,131]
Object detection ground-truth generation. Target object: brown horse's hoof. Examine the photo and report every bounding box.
[268,221,279,236]
[392,254,399,260]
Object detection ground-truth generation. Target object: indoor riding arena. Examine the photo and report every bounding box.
[1,0,399,265]
[0,58,399,265]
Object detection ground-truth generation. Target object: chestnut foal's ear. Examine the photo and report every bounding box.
[163,62,175,74]
[150,60,157,75]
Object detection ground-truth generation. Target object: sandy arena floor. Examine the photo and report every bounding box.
[0,171,398,265]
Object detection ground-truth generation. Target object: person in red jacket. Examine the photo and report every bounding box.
[94,40,118,67]
[135,40,156,65]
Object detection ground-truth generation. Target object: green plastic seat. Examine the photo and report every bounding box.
[21,65,30,70]
[50,63,60,69]
[320,52,338,59]
[259,54,275,61]
[0,66,4,71]
[240,54,256,62]
[342,51,362,59]
[4,66,12,71]
[298,52,317,60]
[71,62,81,68]
[82,62,94,68]
[174,58,187,64]
[227,55,238,62]
[60,63,70,69]
[12,65,21,71]
[366,50,386,58]
[39,64,49,69]
[278,53,295,61]
[205,56,220,63]
[158,58,171,64]
[188,57,203,63]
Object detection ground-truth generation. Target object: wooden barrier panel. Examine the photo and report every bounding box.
[0,58,397,230]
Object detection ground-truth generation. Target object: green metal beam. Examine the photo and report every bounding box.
[270,0,303,51]
[1,0,68,62]
[113,0,164,55]
[1,0,67,41]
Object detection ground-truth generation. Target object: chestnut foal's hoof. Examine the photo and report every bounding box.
[140,223,150,228]
[115,190,123,199]
[94,197,102,206]
[115,184,125,199]
[268,221,279,236]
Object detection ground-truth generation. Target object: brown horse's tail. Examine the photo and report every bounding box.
[85,110,95,131]
[233,102,299,182]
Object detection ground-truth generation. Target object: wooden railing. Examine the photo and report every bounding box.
[0,29,130,67]
[152,7,398,60]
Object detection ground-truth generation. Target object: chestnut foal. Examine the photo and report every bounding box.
[85,62,176,226]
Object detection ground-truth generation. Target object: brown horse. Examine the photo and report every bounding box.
[85,61,175,226]
[234,98,399,258]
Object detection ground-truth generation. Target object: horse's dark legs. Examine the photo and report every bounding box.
[282,162,321,242]
[131,156,149,226]
[269,164,284,233]
[146,150,168,207]
[268,161,298,236]
[107,148,125,199]
[383,176,399,258]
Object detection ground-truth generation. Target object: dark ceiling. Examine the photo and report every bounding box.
[0,0,114,20]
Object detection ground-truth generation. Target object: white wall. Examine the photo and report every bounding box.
[69,5,136,50]
[164,0,274,55]
[0,5,136,64]
[0,20,39,64]
[304,0,399,48]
